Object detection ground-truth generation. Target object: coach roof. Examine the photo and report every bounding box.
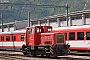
[0,30,26,34]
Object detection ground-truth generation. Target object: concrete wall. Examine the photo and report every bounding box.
[15,20,28,30]
[0,27,14,32]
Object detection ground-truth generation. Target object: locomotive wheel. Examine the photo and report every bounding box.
[41,54,44,57]
[22,45,28,56]
[46,54,50,57]
[50,55,56,58]
[50,54,57,58]
[31,51,37,57]
[32,54,36,57]
[22,51,27,55]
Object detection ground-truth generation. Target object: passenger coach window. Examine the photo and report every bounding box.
[86,32,90,40]
[6,36,10,41]
[77,32,84,40]
[21,35,24,41]
[65,33,67,40]
[69,32,75,40]
[1,36,4,41]
[12,36,16,41]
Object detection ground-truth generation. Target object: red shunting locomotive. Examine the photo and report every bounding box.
[22,26,70,57]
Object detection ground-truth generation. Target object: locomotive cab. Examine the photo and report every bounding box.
[22,26,69,57]
[25,26,52,46]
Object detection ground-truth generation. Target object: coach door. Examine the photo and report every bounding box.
[1,35,4,47]
[86,32,90,49]
[6,34,12,49]
[12,35,16,49]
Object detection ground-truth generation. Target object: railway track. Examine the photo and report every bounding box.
[0,51,90,60]
[70,51,90,56]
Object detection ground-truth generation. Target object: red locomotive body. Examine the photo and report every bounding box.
[22,26,69,57]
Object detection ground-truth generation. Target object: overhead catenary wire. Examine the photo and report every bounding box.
[0,2,66,8]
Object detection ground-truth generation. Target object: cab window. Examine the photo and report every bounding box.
[37,28,41,33]
[28,28,34,34]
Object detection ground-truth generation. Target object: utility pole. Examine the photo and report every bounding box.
[1,13,4,32]
[28,11,30,27]
[66,4,69,26]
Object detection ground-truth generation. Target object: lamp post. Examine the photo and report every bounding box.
[0,0,9,32]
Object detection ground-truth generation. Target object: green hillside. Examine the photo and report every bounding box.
[0,0,90,23]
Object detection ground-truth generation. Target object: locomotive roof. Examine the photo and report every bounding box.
[41,32,63,34]
[53,25,90,30]
[41,33,54,34]
[26,26,52,28]
[0,30,26,34]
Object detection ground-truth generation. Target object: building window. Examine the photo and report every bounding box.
[6,36,10,41]
[77,32,84,40]
[1,36,4,41]
[69,32,75,40]
[12,36,16,41]
[86,32,90,40]
[85,14,90,18]
[21,35,24,41]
